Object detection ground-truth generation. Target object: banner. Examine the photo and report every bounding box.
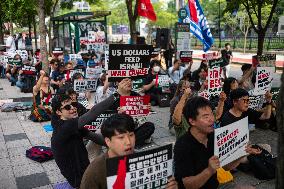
[85,67,103,79]
[208,58,223,96]
[252,54,276,68]
[84,110,116,131]
[106,144,173,189]
[120,96,150,117]
[254,67,274,95]
[73,79,97,92]
[248,95,264,110]
[214,117,249,167]
[108,44,152,82]
[180,51,193,63]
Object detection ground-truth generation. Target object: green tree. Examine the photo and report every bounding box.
[226,0,279,55]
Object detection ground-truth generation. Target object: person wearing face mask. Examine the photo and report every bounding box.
[142,60,163,106]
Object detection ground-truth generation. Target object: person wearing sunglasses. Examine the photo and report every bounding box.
[50,81,129,188]
[220,88,272,128]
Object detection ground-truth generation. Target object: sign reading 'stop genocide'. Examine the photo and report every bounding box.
[106,144,173,189]
[108,44,152,82]
[214,117,249,167]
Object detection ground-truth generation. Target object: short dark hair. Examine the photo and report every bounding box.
[241,64,252,72]
[223,77,238,96]
[183,96,212,121]
[4,30,10,35]
[230,88,249,101]
[173,59,180,65]
[101,114,136,139]
[51,94,71,113]
[72,72,84,80]
[225,43,231,47]
[150,60,161,68]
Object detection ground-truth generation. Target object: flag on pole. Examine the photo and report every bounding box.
[180,0,214,52]
[138,0,157,21]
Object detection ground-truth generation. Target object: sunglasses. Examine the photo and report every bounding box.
[60,102,77,111]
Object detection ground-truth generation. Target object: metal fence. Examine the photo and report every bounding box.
[191,36,284,51]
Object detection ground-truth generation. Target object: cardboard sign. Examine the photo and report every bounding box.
[106,144,173,189]
[254,67,274,95]
[73,79,97,92]
[180,51,193,63]
[120,96,150,117]
[108,44,152,82]
[85,67,102,79]
[84,110,116,131]
[271,87,280,101]
[203,52,219,61]
[248,95,264,110]
[214,117,249,167]
[132,79,144,93]
[252,54,276,68]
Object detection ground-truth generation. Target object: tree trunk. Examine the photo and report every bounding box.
[0,12,3,44]
[257,30,265,55]
[276,68,284,189]
[37,0,49,73]
[33,15,38,50]
[129,17,136,41]
[48,18,52,55]
[126,0,138,42]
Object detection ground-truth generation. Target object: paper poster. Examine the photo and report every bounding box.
[198,90,209,100]
[120,96,150,117]
[203,52,218,61]
[271,87,280,102]
[8,59,22,67]
[132,79,144,93]
[248,95,264,110]
[21,65,37,75]
[176,23,191,59]
[73,79,97,92]
[254,67,274,95]
[208,68,222,96]
[108,44,152,82]
[158,75,170,88]
[106,144,173,189]
[69,54,82,61]
[214,117,249,167]
[252,54,276,68]
[179,51,193,63]
[84,110,116,131]
[151,47,161,57]
[85,67,102,79]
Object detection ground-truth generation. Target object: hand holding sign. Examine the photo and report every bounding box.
[208,156,221,174]
[117,78,132,96]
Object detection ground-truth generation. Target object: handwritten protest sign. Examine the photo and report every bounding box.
[208,58,223,97]
[108,44,152,82]
[106,144,173,189]
[120,96,150,117]
[214,117,249,167]
[252,54,276,68]
[84,110,116,132]
[180,51,193,63]
[254,67,274,95]
[85,67,102,79]
[248,95,264,110]
[73,79,97,92]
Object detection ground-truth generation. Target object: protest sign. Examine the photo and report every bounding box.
[108,44,152,82]
[203,52,219,61]
[214,117,249,167]
[73,79,97,92]
[158,75,170,88]
[69,69,85,78]
[254,67,274,95]
[176,23,190,58]
[198,90,209,100]
[69,54,82,61]
[85,67,102,79]
[179,51,193,63]
[84,110,116,131]
[151,47,161,57]
[120,96,150,117]
[208,58,223,96]
[271,87,280,102]
[132,79,144,93]
[8,59,22,67]
[106,144,173,189]
[21,65,37,75]
[252,54,276,68]
[248,95,264,110]
[15,50,28,61]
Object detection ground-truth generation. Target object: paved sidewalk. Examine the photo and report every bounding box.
[0,78,278,189]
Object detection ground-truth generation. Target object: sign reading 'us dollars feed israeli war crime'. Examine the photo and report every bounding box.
[106,144,173,189]
[108,44,152,82]
[120,96,150,117]
[214,117,249,167]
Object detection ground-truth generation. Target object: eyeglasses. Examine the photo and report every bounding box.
[60,102,77,110]
[239,98,249,103]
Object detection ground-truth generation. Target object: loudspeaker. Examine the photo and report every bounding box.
[156,28,170,50]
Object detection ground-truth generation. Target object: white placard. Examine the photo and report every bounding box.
[254,67,274,95]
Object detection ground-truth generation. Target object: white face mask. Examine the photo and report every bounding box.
[153,66,160,73]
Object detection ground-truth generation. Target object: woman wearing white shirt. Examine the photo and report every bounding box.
[94,73,114,104]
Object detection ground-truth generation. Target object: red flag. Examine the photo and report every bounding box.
[138,0,157,21]
[188,0,198,23]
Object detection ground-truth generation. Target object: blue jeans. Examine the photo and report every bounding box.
[16,80,26,89]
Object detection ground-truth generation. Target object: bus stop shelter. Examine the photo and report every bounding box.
[51,11,111,53]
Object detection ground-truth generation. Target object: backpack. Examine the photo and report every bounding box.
[247,145,276,180]
[26,146,54,163]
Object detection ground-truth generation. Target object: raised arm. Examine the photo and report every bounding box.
[215,92,227,121]
[33,70,46,95]
[172,88,191,125]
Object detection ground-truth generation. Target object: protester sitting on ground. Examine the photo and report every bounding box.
[174,96,259,189]
[168,59,187,85]
[239,64,256,91]
[142,60,163,106]
[94,73,115,104]
[220,88,272,128]
[190,62,208,92]
[65,88,87,116]
[50,86,127,188]
[29,70,54,122]
[109,78,155,147]
[6,54,22,86]
[51,62,65,91]
[222,77,239,113]
[16,60,32,90]
[48,59,58,77]
[80,113,178,189]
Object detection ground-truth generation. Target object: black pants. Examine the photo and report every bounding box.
[135,122,155,147]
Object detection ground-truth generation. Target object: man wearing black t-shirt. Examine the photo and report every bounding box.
[221,88,272,127]
[221,43,233,79]
[174,97,242,189]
